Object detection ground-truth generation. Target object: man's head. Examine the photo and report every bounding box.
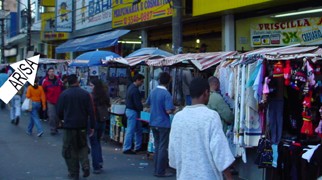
[208,76,220,92]
[67,74,79,86]
[189,78,210,105]
[159,72,171,85]
[133,74,145,87]
[47,67,55,79]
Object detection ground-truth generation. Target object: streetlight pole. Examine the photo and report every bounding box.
[1,0,5,64]
[26,0,31,52]
[172,0,182,55]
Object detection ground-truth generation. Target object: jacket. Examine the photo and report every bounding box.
[26,85,46,109]
[42,76,63,104]
[125,83,143,112]
[57,86,95,129]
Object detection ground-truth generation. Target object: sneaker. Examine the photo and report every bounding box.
[37,132,44,137]
[67,173,79,180]
[93,169,101,174]
[154,172,175,177]
[15,117,19,125]
[135,147,146,153]
[83,168,90,177]
[123,150,136,154]
[26,131,32,136]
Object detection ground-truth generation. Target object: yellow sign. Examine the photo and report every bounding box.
[41,0,55,7]
[193,0,272,16]
[40,13,69,41]
[112,0,173,28]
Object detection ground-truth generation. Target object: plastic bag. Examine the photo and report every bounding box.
[21,98,32,111]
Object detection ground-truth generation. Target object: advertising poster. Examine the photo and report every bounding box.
[40,13,69,41]
[75,0,112,30]
[251,17,322,47]
[112,0,173,28]
[55,0,73,32]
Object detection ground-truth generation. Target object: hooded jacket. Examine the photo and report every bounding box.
[42,75,63,104]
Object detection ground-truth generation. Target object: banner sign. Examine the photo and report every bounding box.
[251,17,322,47]
[41,13,69,41]
[55,0,73,32]
[112,0,172,28]
[75,0,112,30]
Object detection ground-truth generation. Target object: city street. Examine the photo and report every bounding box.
[0,107,175,180]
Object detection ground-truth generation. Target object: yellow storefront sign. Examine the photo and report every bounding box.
[112,0,173,28]
[193,0,272,16]
[41,13,69,41]
[41,0,55,7]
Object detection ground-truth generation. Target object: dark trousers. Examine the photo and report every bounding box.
[268,100,284,144]
[89,122,105,170]
[152,127,170,175]
[62,129,90,177]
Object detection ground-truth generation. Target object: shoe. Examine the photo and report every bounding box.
[37,132,44,137]
[11,120,15,124]
[26,131,32,136]
[83,168,90,177]
[67,173,79,180]
[135,148,146,153]
[15,117,19,125]
[154,172,175,177]
[123,150,136,154]
[93,169,101,174]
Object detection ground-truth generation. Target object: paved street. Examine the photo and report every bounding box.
[0,107,175,180]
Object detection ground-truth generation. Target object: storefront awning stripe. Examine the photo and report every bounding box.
[55,30,130,53]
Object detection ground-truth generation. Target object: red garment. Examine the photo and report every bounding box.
[42,76,63,104]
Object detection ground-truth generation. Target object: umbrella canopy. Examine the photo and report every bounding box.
[69,50,121,67]
[126,47,173,57]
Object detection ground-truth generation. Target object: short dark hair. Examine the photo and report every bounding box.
[67,74,78,85]
[159,72,171,85]
[189,78,209,98]
[133,73,144,81]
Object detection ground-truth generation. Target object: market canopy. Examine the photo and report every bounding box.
[69,50,121,67]
[39,58,70,64]
[55,30,130,53]
[126,47,173,57]
[146,52,238,71]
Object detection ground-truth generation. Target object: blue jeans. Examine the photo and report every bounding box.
[152,127,170,175]
[27,102,43,134]
[10,95,21,120]
[123,109,142,151]
[89,121,105,170]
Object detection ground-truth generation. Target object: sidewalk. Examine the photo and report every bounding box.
[0,107,175,180]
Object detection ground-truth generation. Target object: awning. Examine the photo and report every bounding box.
[106,55,166,66]
[55,30,130,53]
[146,52,238,71]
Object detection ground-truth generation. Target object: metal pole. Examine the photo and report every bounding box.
[172,0,182,55]
[26,0,31,52]
[1,0,5,64]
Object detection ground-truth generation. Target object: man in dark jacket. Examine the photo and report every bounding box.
[123,74,145,154]
[57,74,95,180]
[42,67,63,135]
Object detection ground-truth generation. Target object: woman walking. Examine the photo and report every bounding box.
[89,79,110,174]
[26,78,46,137]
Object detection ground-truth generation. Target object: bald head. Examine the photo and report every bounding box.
[208,76,220,91]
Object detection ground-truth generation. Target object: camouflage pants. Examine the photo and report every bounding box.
[62,129,90,177]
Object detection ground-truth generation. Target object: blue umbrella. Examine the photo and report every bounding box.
[69,50,121,67]
[126,47,173,57]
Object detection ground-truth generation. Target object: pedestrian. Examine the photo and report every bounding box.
[10,87,24,125]
[42,67,63,135]
[57,74,95,180]
[169,78,235,180]
[88,79,110,174]
[146,72,175,177]
[0,68,8,109]
[25,78,46,137]
[208,76,234,133]
[123,73,145,154]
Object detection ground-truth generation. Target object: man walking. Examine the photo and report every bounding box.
[169,78,235,180]
[146,72,175,177]
[123,74,145,154]
[57,74,95,180]
[42,67,63,135]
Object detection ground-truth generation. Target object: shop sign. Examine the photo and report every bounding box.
[112,0,173,28]
[55,0,73,32]
[41,13,69,41]
[251,17,322,47]
[41,0,55,7]
[75,0,112,30]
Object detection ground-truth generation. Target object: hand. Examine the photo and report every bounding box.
[88,128,94,137]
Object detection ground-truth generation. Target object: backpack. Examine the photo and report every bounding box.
[96,105,110,122]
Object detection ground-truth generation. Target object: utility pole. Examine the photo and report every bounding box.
[1,0,5,64]
[26,0,31,52]
[172,0,182,55]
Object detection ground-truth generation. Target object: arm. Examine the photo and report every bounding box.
[133,89,143,111]
[165,92,175,114]
[26,86,31,99]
